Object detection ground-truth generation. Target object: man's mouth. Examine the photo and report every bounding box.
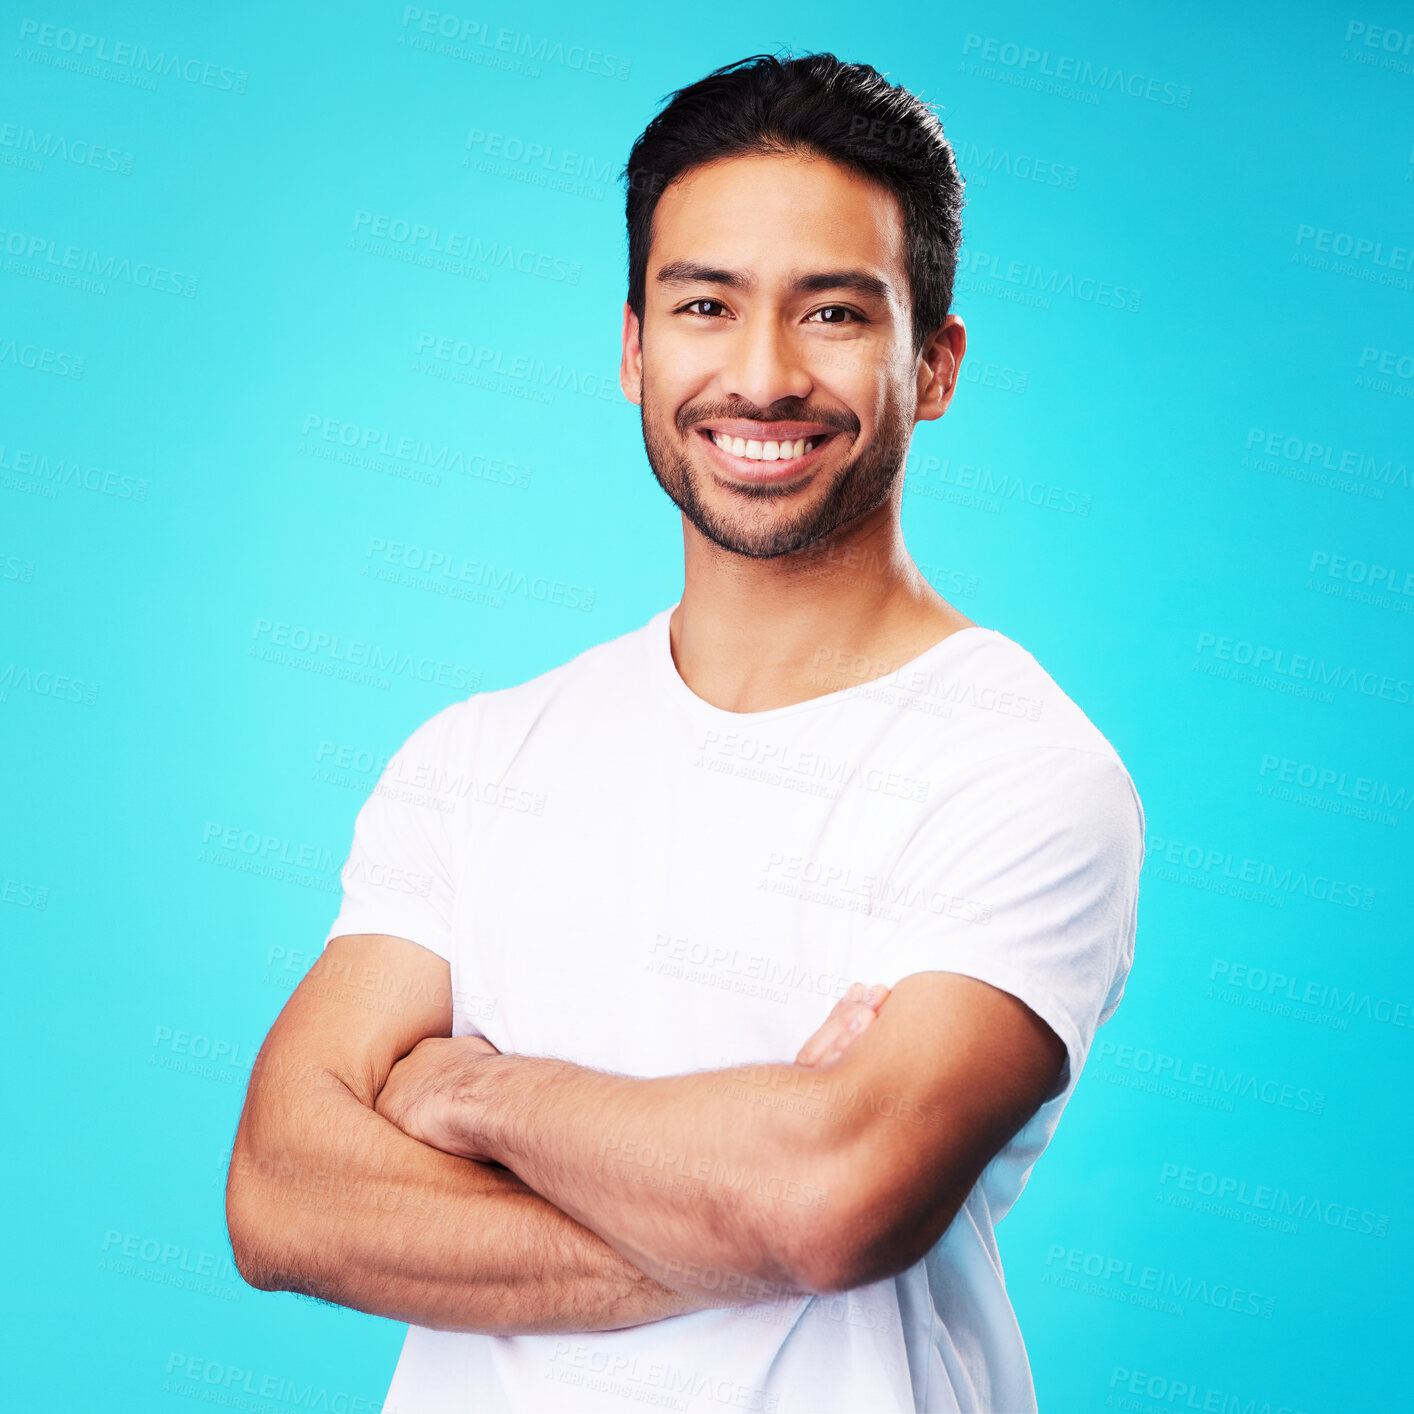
[703,429,831,462]
[692,421,844,478]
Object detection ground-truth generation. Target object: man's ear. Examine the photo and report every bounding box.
[914,314,966,425]
[620,302,643,406]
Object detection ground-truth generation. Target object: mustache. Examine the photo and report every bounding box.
[674,400,859,436]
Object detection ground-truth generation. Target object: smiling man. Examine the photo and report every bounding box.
[227,52,1144,1414]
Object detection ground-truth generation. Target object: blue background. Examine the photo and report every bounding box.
[4,3,1411,1410]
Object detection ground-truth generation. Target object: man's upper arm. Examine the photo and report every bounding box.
[319,702,472,968]
[243,934,452,1115]
[238,700,471,1121]
[801,970,1065,1292]
[227,934,453,1280]
[792,747,1143,1291]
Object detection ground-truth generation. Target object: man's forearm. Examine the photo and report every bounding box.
[449,1054,860,1296]
[226,1065,740,1334]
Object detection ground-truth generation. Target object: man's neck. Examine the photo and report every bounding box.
[668,515,977,715]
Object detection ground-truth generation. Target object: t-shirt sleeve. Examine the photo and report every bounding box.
[868,743,1144,1102]
[321,703,470,963]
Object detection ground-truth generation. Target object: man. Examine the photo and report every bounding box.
[227,52,1144,1413]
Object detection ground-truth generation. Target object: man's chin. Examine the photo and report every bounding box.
[681,498,842,560]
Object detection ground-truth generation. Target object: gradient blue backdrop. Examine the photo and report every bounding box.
[4,2,1412,1410]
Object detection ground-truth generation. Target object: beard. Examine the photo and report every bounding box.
[639,379,913,561]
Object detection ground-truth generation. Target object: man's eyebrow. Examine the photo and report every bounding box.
[654,261,894,302]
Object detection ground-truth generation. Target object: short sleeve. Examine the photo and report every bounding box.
[867,744,1144,1104]
[322,703,471,963]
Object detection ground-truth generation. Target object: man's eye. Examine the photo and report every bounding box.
[806,306,861,325]
[680,299,728,318]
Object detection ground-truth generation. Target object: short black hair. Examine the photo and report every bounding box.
[620,51,965,354]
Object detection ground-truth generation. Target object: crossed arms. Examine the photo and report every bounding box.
[225,932,1065,1335]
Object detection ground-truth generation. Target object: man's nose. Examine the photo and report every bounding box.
[718,315,813,409]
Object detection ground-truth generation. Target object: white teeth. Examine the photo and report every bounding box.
[711,432,821,461]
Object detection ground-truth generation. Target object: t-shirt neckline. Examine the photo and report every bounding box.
[650,601,995,724]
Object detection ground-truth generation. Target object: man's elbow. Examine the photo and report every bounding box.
[780,1167,966,1295]
[226,1175,281,1292]
[230,1239,278,1293]
[226,1150,310,1294]
[227,1208,318,1296]
[226,1204,277,1292]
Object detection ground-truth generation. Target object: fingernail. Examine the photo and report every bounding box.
[846,982,864,1002]
[864,984,882,1005]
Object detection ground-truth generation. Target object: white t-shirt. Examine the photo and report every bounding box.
[323,602,1144,1414]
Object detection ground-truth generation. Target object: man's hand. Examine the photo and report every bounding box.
[795,982,891,1067]
[375,1033,501,1157]
[377,982,892,1155]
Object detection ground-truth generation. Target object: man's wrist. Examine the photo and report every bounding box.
[440,1048,507,1161]
[446,1051,572,1166]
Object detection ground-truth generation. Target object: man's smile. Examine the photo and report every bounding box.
[693,421,844,482]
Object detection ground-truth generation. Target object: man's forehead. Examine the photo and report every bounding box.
[652,163,904,289]
[652,152,906,252]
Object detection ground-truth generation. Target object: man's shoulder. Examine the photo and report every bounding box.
[928,626,1143,818]
[479,605,664,711]
[925,627,1118,749]
[394,607,666,758]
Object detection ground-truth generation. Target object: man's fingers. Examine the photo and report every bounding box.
[795,982,891,1067]
[813,1006,880,1067]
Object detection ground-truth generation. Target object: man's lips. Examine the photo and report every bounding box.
[693,425,841,481]
[697,419,843,441]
